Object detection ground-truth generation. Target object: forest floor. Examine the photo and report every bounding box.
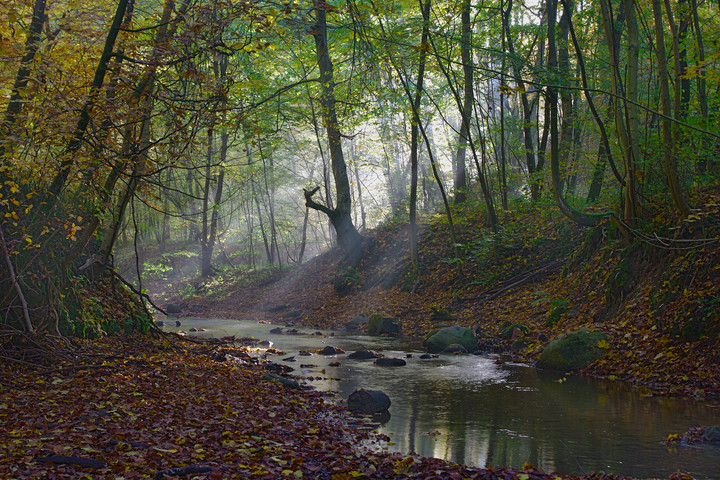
[0,334,647,480]
[159,190,720,402]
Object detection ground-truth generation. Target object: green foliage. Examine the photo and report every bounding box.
[59,278,151,339]
[545,302,568,326]
[498,321,529,339]
[143,260,173,279]
[332,266,361,296]
[531,291,569,326]
[178,282,198,299]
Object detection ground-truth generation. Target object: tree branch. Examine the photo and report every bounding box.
[303,187,335,217]
[0,224,33,332]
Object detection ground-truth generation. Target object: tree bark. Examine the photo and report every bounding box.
[452,0,471,205]
[653,0,691,218]
[560,0,621,202]
[46,0,130,201]
[690,0,710,173]
[503,0,542,202]
[547,0,601,227]
[429,36,498,231]
[622,0,641,223]
[557,0,574,197]
[307,0,362,256]
[0,224,33,332]
[406,0,431,274]
[2,0,48,131]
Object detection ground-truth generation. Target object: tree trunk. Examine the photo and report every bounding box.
[653,0,691,218]
[557,0,574,198]
[622,0,641,223]
[46,0,130,201]
[254,182,273,265]
[403,0,431,273]
[677,0,691,118]
[2,0,48,132]
[429,35,498,231]
[560,0,621,202]
[547,0,601,227]
[452,0,472,205]
[351,141,367,231]
[503,0,542,203]
[260,145,281,268]
[201,127,215,277]
[599,0,638,223]
[297,206,310,265]
[307,1,362,256]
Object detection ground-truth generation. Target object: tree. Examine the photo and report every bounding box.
[452,0,472,205]
[304,1,363,256]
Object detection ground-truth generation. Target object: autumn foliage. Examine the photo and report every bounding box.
[0,334,642,479]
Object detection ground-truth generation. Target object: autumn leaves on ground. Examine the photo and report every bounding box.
[2,193,719,479]
[0,336,637,480]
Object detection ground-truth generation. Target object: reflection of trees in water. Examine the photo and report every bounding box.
[407,390,417,454]
[384,363,718,478]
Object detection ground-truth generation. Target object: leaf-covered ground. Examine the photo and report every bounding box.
[0,334,642,479]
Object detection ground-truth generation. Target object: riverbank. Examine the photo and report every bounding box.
[0,333,670,479]
[157,197,720,402]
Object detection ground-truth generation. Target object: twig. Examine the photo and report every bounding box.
[105,268,168,317]
[456,260,565,305]
[559,439,586,475]
[40,364,116,376]
[0,224,33,332]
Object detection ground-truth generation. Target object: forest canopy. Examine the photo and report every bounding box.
[1,0,718,335]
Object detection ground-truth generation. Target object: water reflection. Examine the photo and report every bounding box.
[160,318,720,479]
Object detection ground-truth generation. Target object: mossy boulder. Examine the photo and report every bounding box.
[424,326,478,354]
[441,344,468,354]
[367,314,401,335]
[536,328,609,371]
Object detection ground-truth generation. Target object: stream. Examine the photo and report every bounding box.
[158,317,720,479]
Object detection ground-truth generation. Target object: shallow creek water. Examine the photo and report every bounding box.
[158,317,720,479]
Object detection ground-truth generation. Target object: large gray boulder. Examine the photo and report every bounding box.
[536,328,609,371]
[424,326,478,354]
[703,425,720,444]
[441,344,468,354]
[166,303,182,315]
[367,314,401,335]
[347,389,391,414]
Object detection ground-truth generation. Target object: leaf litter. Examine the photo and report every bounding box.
[0,333,644,479]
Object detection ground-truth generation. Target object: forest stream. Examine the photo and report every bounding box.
[156,318,720,479]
